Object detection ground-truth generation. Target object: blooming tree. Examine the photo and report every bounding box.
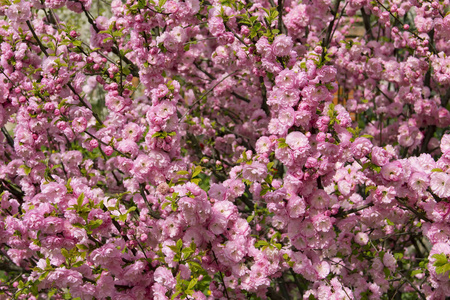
[0,0,450,299]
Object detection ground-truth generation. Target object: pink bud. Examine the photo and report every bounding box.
[57,121,67,130]
[90,139,99,148]
[104,146,114,156]
[140,234,148,242]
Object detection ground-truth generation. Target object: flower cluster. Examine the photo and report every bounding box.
[0,0,450,299]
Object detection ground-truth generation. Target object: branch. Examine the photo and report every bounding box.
[26,21,49,56]
[224,23,248,46]
[259,77,270,115]
[1,127,14,148]
[277,0,286,34]
[67,84,104,126]
[231,92,250,103]
[79,2,140,77]
[139,184,161,219]
[397,198,432,223]
[83,131,129,157]
[210,247,230,300]
[361,8,373,39]
[181,71,239,121]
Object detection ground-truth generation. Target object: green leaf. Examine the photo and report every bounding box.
[361,162,372,172]
[360,134,374,139]
[20,164,31,175]
[171,291,182,300]
[158,0,167,8]
[383,267,390,278]
[176,170,190,175]
[394,253,403,260]
[76,244,88,250]
[432,168,443,172]
[118,214,127,222]
[39,271,49,281]
[278,141,289,149]
[72,261,84,268]
[187,277,198,290]
[72,40,82,47]
[61,248,69,259]
[190,178,201,185]
[385,218,394,226]
[432,253,448,267]
[365,185,376,194]
[89,219,103,230]
[47,289,57,298]
[182,248,194,259]
[138,0,146,8]
[30,281,39,296]
[63,291,72,299]
[192,166,202,178]
[260,187,269,196]
[436,263,450,275]
[176,239,183,251]
[190,241,196,252]
[127,207,137,213]
[77,193,85,208]
[255,240,268,248]
[188,261,203,271]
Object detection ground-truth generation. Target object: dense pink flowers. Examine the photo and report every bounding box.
[0,0,450,299]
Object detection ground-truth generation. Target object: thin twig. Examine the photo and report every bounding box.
[211,248,230,300]
[180,71,239,121]
[26,21,48,56]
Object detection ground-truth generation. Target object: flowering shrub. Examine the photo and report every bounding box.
[0,0,450,299]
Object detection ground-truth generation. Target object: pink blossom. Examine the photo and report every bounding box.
[430,172,450,198]
[272,35,293,57]
[242,161,267,182]
[154,266,176,289]
[380,161,403,182]
[382,252,397,272]
[351,137,372,159]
